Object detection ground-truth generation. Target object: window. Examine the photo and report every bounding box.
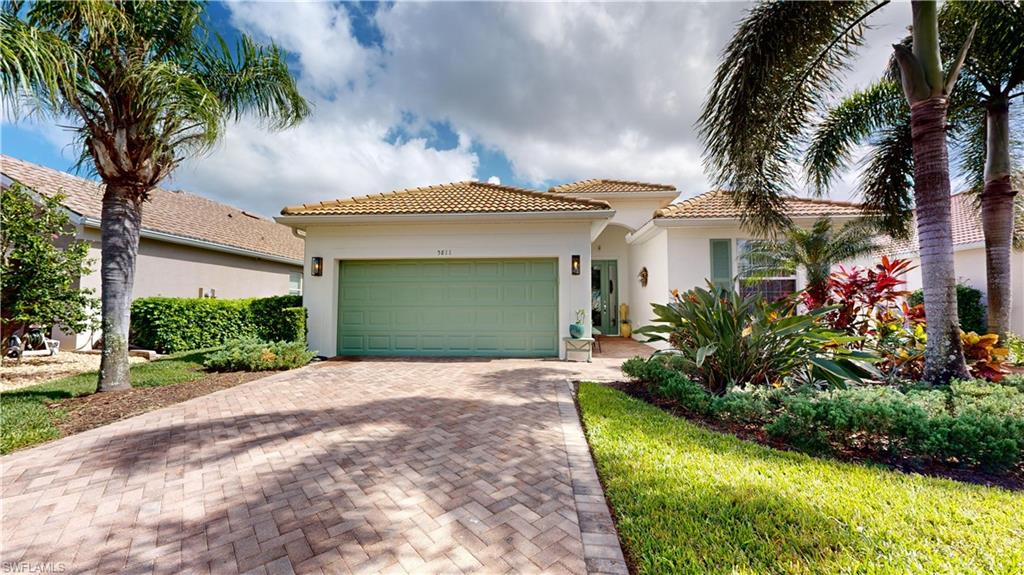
[709,239,733,291]
[736,240,797,300]
[288,272,303,296]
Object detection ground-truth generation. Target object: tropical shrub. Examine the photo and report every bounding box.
[634,283,876,394]
[710,390,771,424]
[203,338,315,372]
[1003,333,1024,366]
[960,332,1010,381]
[951,379,1024,419]
[908,284,986,335]
[131,295,304,352]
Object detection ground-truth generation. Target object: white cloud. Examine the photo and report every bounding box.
[7,1,925,214]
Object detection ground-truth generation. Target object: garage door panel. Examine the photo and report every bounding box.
[338,259,558,357]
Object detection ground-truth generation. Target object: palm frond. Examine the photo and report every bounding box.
[856,119,915,239]
[0,4,81,116]
[804,80,906,195]
[698,0,883,233]
[195,33,310,130]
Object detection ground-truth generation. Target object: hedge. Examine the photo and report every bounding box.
[622,356,1024,471]
[131,295,305,353]
[908,284,986,335]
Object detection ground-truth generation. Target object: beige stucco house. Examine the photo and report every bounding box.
[1,155,304,350]
[277,180,866,359]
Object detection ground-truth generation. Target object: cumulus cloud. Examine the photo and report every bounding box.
[8,1,918,215]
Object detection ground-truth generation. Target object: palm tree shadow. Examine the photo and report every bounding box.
[7,371,579,573]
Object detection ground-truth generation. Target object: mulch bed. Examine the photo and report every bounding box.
[51,371,265,436]
[606,381,1024,492]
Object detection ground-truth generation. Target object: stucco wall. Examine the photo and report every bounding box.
[55,228,300,350]
[902,247,1024,334]
[626,228,669,336]
[300,220,595,358]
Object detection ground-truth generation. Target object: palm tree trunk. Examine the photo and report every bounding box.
[97,184,144,392]
[980,96,1016,341]
[910,96,970,384]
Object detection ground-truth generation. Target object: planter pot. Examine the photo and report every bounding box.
[620,323,632,338]
[569,323,584,339]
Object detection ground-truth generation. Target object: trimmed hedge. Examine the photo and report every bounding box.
[622,356,1024,471]
[131,295,305,353]
[908,284,986,334]
[204,338,314,372]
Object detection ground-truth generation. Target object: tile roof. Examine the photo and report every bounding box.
[281,181,612,216]
[549,179,677,195]
[655,190,865,219]
[1,155,303,263]
[885,192,988,254]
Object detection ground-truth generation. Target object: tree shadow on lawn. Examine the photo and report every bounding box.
[4,369,583,573]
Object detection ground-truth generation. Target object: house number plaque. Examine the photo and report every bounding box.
[436,249,453,256]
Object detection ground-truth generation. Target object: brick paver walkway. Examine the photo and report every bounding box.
[1,355,639,574]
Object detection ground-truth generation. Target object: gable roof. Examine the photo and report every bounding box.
[281,181,611,216]
[1,155,302,263]
[655,190,865,219]
[549,179,677,195]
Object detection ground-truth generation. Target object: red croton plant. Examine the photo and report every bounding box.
[811,257,1008,382]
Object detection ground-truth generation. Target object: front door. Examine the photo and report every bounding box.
[591,260,618,336]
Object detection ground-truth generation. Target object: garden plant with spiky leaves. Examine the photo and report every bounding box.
[740,217,881,308]
[806,0,1024,341]
[699,0,973,384]
[0,0,309,391]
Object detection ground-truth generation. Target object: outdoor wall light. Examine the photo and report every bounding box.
[311,256,324,277]
[571,255,581,275]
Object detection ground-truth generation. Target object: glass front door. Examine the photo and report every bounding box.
[591,260,619,336]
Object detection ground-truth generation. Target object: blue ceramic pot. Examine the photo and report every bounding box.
[569,323,584,338]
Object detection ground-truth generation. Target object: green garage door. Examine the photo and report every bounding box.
[338,259,559,357]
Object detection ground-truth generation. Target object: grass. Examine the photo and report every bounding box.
[577,382,1024,575]
[1,349,214,454]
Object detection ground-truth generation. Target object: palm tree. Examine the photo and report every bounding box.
[699,0,972,384]
[806,1,1023,341]
[1,1,309,391]
[740,218,880,308]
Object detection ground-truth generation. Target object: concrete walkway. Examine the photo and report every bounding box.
[0,353,645,574]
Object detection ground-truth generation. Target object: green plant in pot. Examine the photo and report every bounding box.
[570,309,586,339]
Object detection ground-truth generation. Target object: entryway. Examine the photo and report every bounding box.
[592,259,619,336]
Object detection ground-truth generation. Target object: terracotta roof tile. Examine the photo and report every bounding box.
[281,181,611,216]
[549,179,677,195]
[1,155,302,262]
[655,190,865,219]
[885,193,988,254]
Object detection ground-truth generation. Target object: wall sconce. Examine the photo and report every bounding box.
[311,256,324,277]
[571,255,581,276]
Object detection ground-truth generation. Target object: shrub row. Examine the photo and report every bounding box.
[622,356,1024,471]
[203,338,314,372]
[131,295,305,353]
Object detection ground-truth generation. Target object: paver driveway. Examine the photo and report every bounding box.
[1,357,632,574]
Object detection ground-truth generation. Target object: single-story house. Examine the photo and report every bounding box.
[277,180,865,359]
[886,192,1024,334]
[1,155,304,350]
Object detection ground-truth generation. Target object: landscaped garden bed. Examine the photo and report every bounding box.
[578,383,1024,575]
[0,339,314,454]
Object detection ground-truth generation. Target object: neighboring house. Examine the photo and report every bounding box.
[885,192,1024,334]
[1,155,304,350]
[277,180,865,359]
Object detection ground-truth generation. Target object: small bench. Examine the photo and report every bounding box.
[563,337,596,362]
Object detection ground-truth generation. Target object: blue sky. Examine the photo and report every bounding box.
[2,1,920,217]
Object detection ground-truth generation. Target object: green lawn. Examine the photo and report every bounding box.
[577,383,1024,575]
[1,349,213,454]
